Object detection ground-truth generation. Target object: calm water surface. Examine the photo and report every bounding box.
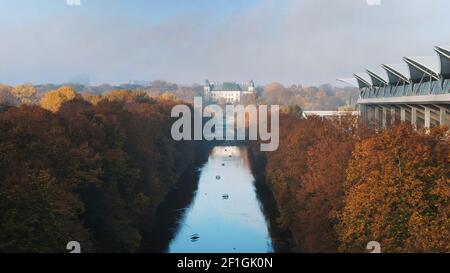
[168,146,273,253]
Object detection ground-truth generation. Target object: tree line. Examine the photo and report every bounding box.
[0,86,202,252]
[1,81,358,111]
[254,112,449,253]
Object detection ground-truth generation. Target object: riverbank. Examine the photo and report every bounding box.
[247,143,297,253]
[141,141,213,252]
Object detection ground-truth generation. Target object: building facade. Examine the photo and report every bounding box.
[339,45,450,129]
[204,80,256,103]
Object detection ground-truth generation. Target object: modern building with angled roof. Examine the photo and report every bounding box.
[339,45,450,129]
[204,80,256,103]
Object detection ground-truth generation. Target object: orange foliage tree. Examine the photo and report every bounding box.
[337,125,449,252]
[0,89,198,252]
[40,86,81,112]
[264,113,373,252]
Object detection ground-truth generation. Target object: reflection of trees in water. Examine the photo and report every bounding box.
[141,165,202,253]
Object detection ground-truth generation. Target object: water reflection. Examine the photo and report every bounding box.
[168,146,273,253]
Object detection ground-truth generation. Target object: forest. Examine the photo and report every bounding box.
[0,86,205,252]
[254,111,449,253]
[1,83,448,253]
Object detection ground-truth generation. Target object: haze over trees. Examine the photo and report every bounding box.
[1,80,357,111]
[260,83,358,110]
[0,85,19,106]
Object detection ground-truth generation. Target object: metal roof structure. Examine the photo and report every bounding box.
[435,46,450,79]
[367,68,389,87]
[403,56,440,82]
[382,63,411,84]
[338,45,450,101]
[353,73,372,89]
[337,78,359,87]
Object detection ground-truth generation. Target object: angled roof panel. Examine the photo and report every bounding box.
[435,46,450,78]
[353,73,372,89]
[404,56,440,82]
[382,63,411,84]
[367,68,388,87]
[337,78,359,87]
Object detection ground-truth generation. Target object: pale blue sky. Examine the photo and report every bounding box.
[0,0,449,85]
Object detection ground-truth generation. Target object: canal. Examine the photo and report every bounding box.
[153,145,274,253]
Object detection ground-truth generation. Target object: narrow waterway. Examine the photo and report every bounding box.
[167,146,273,253]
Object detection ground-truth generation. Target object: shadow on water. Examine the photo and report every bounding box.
[141,152,206,253]
[247,148,295,253]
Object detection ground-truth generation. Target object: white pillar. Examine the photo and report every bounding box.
[411,106,417,127]
[391,107,397,125]
[382,106,388,128]
[400,107,406,122]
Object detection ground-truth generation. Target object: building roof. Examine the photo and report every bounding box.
[337,78,359,87]
[353,73,372,89]
[367,68,389,87]
[435,46,450,78]
[208,81,255,92]
[403,56,440,82]
[212,82,241,91]
[382,63,411,84]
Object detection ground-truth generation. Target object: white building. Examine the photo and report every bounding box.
[204,80,256,103]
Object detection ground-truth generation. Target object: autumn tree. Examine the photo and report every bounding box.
[0,84,19,106]
[282,104,304,119]
[294,116,373,252]
[0,106,96,252]
[0,89,198,252]
[12,83,38,105]
[158,92,179,102]
[337,125,449,253]
[262,111,374,252]
[40,86,81,112]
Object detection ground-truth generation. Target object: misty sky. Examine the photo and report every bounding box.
[0,0,449,86]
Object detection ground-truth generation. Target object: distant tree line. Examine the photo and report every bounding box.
[1,81,358,111]
[0,87,202,252]
[254,114,449,253]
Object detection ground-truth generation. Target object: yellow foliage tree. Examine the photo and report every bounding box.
[12,83,37,105]
[40,86,80,112]
[158,92,178,102]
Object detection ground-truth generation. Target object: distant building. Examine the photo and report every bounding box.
[304,111,360,118]
[204,80,256,103]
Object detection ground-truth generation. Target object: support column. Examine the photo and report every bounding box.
[367,105,375,124]
[382,106,388,128]
[410,106,417,127]
[400,107,406,122]
[439,107,449,127]
[424,106,431,129]
[390,107,397,125]
[359,104,368,123]
[374,107,381,127]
